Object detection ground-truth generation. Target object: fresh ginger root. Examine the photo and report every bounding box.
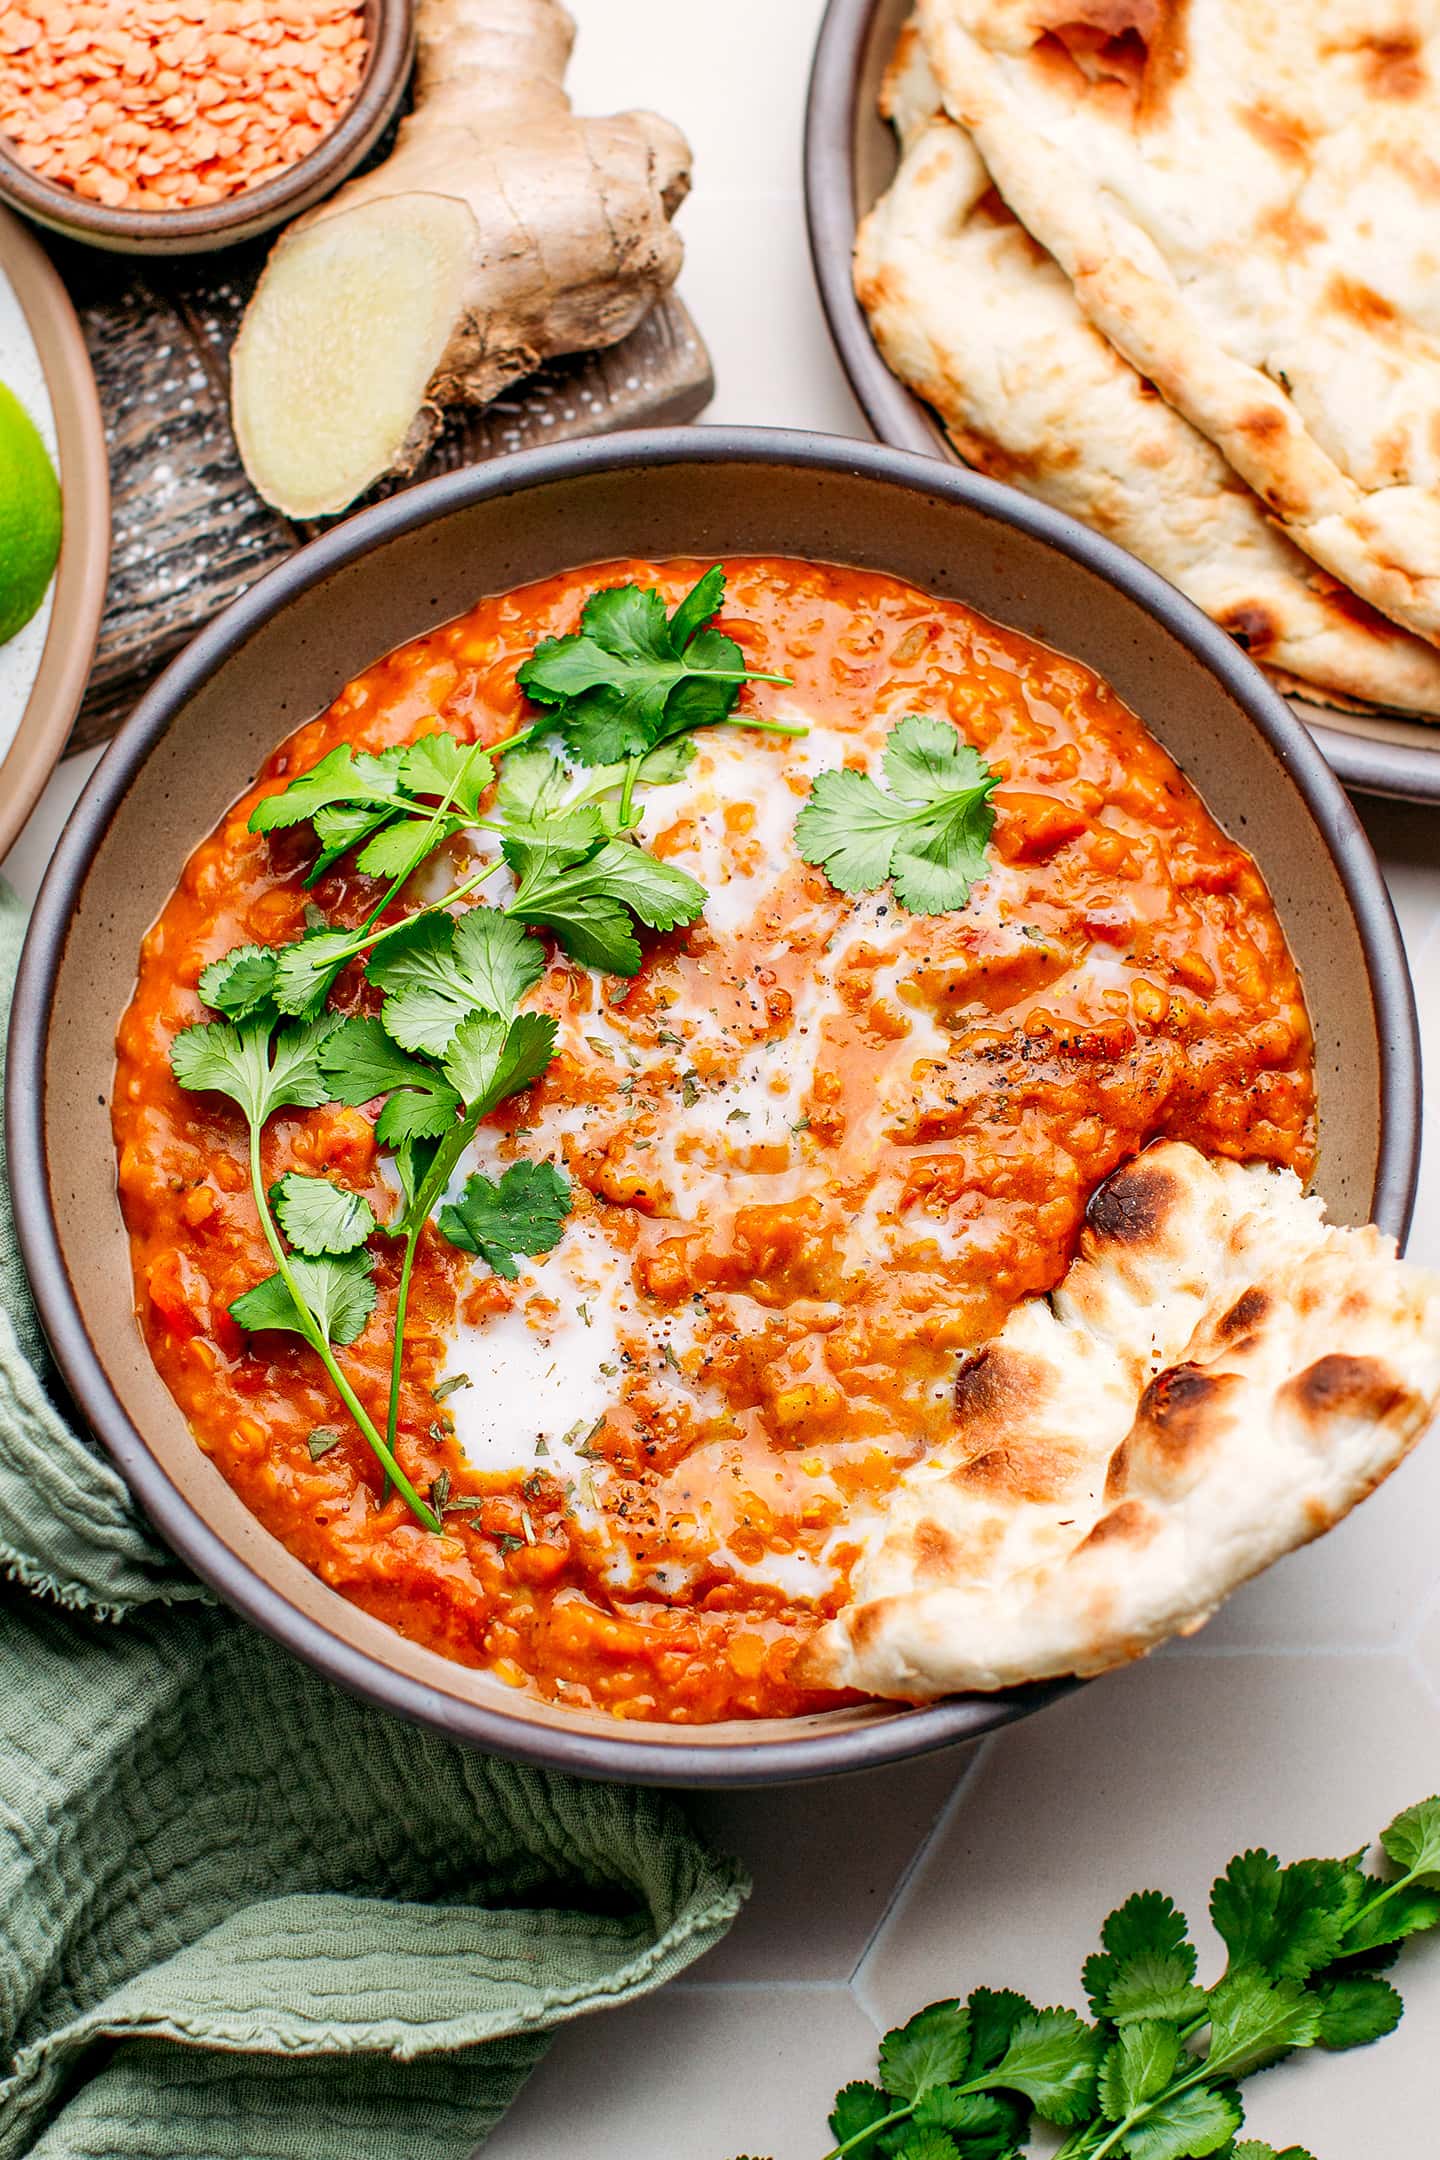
[230,0,691,518]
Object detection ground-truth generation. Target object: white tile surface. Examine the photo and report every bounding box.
[6,7,1440,2157]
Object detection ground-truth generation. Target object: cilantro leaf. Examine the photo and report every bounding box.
[576,840,708,931]
[506,835,705,973]
[354,814,468,882]
[912,2087,1018,2144]
[878,2002,971,2101]
[390,1134,441,1218]
[1234,2144,1318,2160]
[318,1016,462,1144]
[271,928,359,1018]
[889,2133,956,2160]
[827,2082,891,2160]
[250,745,404,832]
[170,1014,341,1127]
[250,733,492,886]
[400,730,494,815]
[632,735,698,786]
[1202,1969,1321,2079]
[517,567,781,766]
[436,1159,572,1278]
[507,875,638,974]
[440,1011,557,1117]
[1340,1877,1440,1957]
[1099,1891,1198,1970]
[495,745,574,825]
[966,1989,1036,2074]
[795,717,999,917]
[1099,1952,1207,2028]
[368,907,546,1054]
[1122,2083,1241,2160]
[230,1251,375,1346]
[1210,1853,1357,1982]
[1311,1973,1403,2049]
[270,1172,377,1257]
[669,561,726,648]
[794,765,910,893]
[988,2008,1102,2125]
[1097,2022,1182,2120]
[1380,1796,1440,1883]
[198,943,279,1022]
[310,799,397,875]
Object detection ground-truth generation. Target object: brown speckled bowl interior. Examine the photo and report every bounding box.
[7,431,1419,1785]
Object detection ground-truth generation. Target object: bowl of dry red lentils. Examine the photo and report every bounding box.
[0,0,414,254]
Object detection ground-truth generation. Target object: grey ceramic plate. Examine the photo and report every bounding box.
[7,429,1419,1784]
[804,0,1440,804]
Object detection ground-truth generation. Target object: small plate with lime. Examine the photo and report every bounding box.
[0,207,108,864]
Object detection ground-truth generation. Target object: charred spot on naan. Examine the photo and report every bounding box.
[1285,1352,1409,1429]
[1217,1284,1270,1339]
[1217,601,1281,657]
[1075,1497,1157,1550]
[953,1438,1081,1507]
[1120,1363,1242,1490]
[952,1342,1053,1438]
[910,1514,1004,1585]
[1083,1153,1181,1247]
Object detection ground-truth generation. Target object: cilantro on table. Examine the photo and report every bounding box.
[740,1796,1440,2160]
[795,714,1000,916]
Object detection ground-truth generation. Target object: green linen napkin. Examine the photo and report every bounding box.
[0,884,745,2160]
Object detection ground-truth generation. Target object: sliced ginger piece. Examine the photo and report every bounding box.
[231,195,477,521]
[230,0,692,519]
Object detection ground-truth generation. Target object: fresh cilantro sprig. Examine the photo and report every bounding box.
[516,564,799,768]
[320,904,571,1468]
[168,1015,439,1531]
[249,728,496,887]
[750,1796,1440,2160]
[795,715,1000,916]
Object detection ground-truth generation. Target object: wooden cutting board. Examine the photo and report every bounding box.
[55,235,713,751]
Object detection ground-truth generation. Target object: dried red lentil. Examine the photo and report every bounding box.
[0,0,369,212]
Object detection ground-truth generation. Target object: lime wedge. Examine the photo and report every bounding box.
[0,378,62,647]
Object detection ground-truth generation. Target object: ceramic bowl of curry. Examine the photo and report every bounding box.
[7,429,1419,1784]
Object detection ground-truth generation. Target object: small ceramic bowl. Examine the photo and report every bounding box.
[0,0,414,257]
[7,429,1420,1785]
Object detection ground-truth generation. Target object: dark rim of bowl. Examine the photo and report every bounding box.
[802,0,1440,807]
[0,0,412,246]
[7,425,1421,1786]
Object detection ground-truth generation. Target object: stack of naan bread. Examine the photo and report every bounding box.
[857,2,1440,719]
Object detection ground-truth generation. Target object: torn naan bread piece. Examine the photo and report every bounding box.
[915,0,1440,649]
[857,24,1440,716]
[799,1142,1440,1700]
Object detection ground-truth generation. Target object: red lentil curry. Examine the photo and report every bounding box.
[113,557,1315,1721]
